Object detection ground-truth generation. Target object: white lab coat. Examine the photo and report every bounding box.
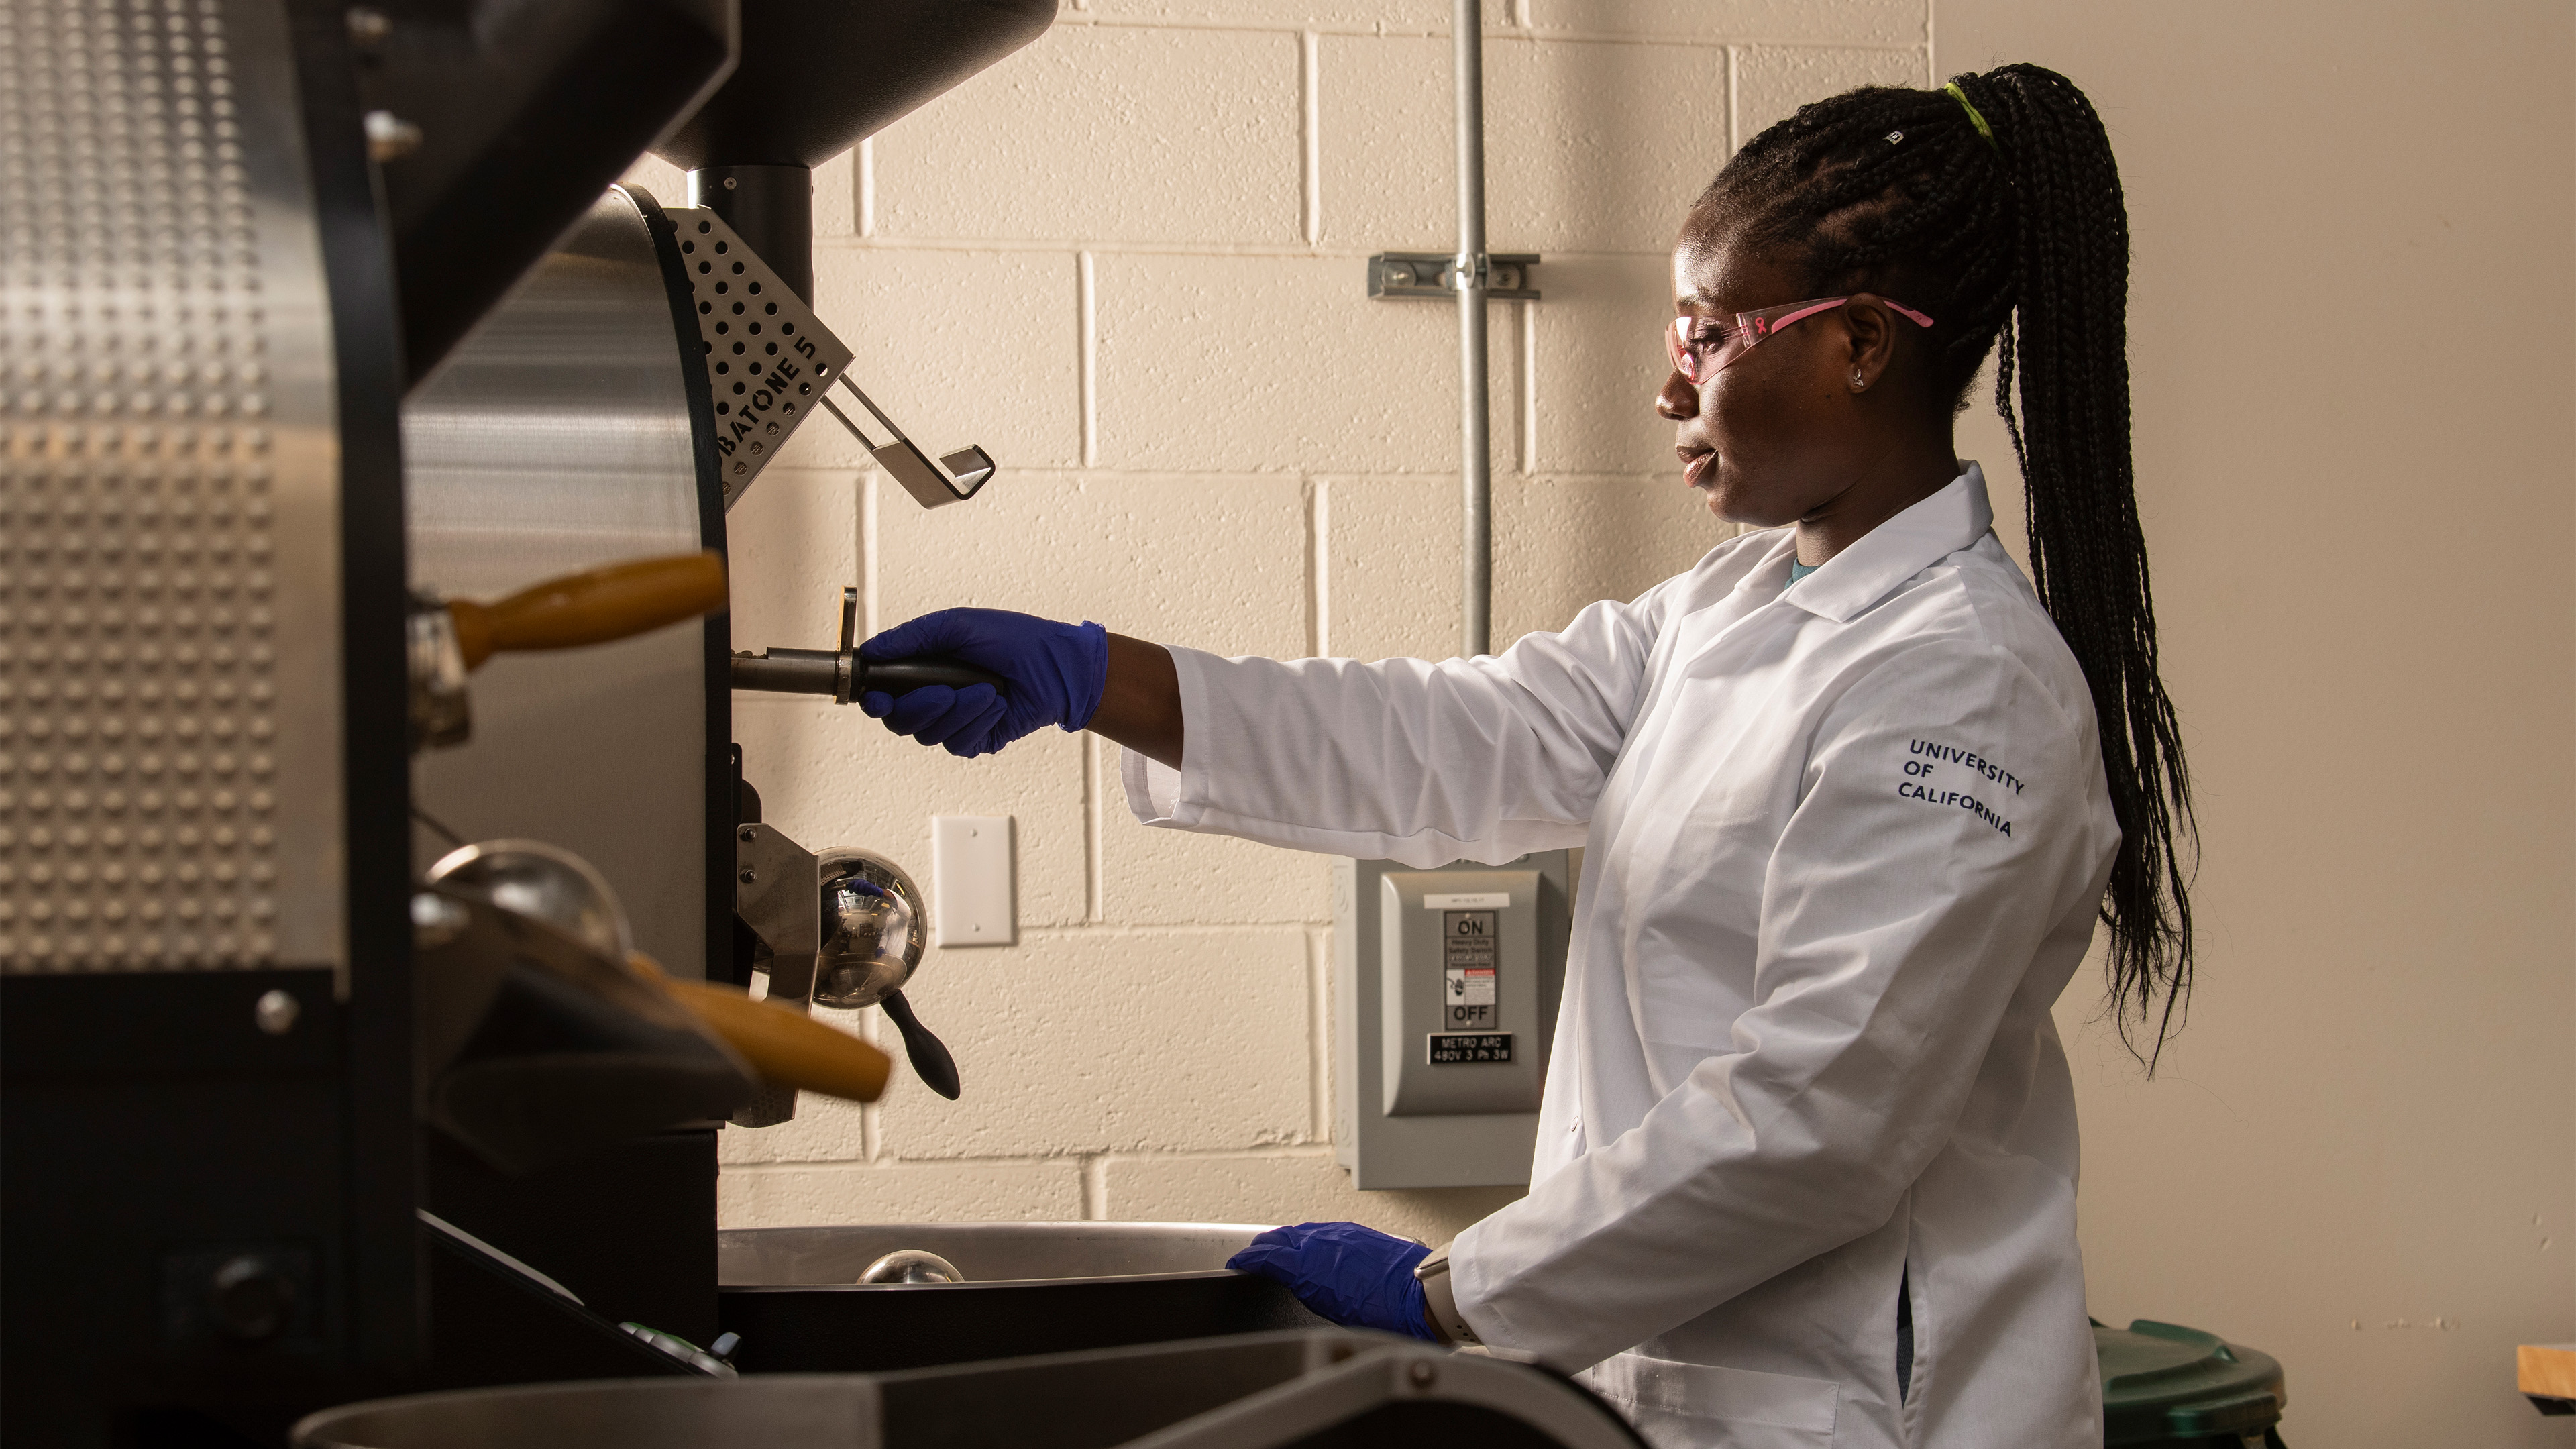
[1124,466,2118,1449]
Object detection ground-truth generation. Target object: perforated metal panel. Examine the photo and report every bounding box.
[0,0,345,976]
[665,205,851,508]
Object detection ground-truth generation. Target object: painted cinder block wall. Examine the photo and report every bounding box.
[624,0,1927,1245]
[625,3,2576,1446]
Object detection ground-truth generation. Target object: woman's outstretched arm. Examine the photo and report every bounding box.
[1091,633,1183,768]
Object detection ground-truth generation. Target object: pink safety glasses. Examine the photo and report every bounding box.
[1666,296,1937,384]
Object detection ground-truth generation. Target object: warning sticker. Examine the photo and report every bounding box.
[1429,1033,1513,1064]
[1442,910,1498,1031]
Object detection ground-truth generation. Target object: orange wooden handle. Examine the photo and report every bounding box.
[633,955,891,1104]
[2523,1344,2576,1399]
[449,550,728,670]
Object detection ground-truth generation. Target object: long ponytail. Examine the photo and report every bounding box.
[1701,64,2198,1067]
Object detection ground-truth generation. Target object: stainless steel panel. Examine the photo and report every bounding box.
[0,0,346,977]
[717,1222,1271,1287]
[291,1331,1646,1449]
[297,1377,885,1449]
[403,188,710,977]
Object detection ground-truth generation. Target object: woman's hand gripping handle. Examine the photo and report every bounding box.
[858,608,1183,766]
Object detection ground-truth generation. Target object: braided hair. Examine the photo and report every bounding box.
[1701,66,2196,1066]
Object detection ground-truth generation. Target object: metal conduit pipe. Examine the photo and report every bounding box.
[1454,0,1493,658]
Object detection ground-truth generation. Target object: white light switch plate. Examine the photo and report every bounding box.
[930,815,1015,947]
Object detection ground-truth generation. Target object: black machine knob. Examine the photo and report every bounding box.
[207,1255,294,1342]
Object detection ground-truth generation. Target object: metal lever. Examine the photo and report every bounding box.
[731,821,825,1126]
[817,377,996,508]
[731,587,1007,702]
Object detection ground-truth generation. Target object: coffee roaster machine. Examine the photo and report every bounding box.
[0,3,1646,1445]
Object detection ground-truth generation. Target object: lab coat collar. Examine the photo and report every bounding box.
[1780,462,1996,624]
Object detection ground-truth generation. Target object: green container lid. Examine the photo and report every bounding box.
[2096,1319,2286,1445]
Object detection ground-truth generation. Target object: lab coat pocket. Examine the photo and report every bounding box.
[1583,1352,1839,1449]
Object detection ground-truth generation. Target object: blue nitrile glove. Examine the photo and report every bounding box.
[857,608,1108,759]
[1226,1222,1437,1340]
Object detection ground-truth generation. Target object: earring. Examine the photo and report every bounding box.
[1851,370,1866,390]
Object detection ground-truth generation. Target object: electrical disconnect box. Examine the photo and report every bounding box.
[1334,852,1572,1189]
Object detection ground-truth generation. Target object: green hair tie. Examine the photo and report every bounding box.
[1944,81,1998,151]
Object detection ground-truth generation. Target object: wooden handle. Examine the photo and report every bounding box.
[633,955,892,1104]
[449,550,728,671]
[2522,1344,2576,1399]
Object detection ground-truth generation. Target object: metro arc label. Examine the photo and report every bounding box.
[1428,1033,1513,1065]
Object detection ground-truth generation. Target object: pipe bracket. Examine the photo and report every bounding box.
[1366,252,1540,301]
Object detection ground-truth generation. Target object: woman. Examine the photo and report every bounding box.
[857,65,2193,1449]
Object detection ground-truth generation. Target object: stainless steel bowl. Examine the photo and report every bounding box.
[720,1222,1271,1288]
